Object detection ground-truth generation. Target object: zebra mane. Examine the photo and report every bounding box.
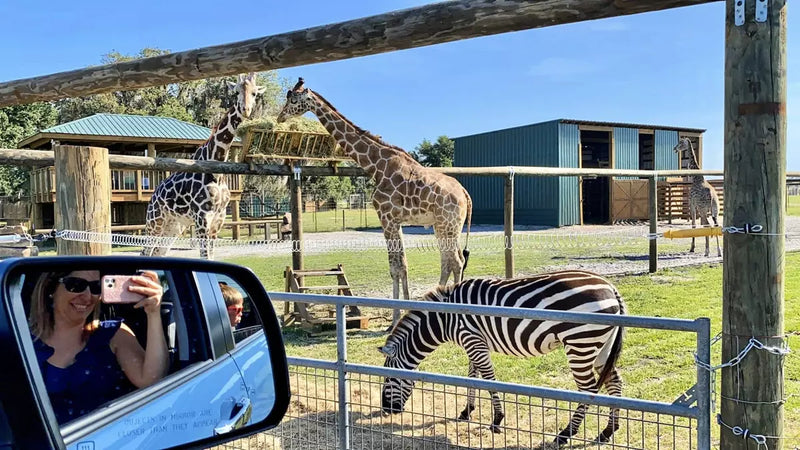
[420,284,454,303]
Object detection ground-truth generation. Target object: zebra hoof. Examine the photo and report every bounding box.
[594,433,612,444]
[553,435,569,447]
[489,424,502,434]
[457,412,470,421]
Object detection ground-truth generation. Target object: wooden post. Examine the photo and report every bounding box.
[649,175,658,273]
[289,165,303,274]
[146,143,156,158]
[721,0,786,448]
[54,145,111,255]
[231,200,240,240]
[504,173,514,278]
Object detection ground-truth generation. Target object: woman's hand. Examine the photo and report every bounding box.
[128,271,163,316]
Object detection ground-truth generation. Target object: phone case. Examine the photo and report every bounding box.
[101,275,145,304]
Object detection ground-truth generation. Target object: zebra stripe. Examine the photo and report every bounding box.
[379,270,626,445]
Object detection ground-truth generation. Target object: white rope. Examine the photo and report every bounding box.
[50,228,649,254]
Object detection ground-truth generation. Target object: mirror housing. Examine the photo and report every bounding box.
[0,256,290,450]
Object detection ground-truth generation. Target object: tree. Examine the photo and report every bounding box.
[0,103,57,195]
[410,135,454,167]
[55,48,287,127]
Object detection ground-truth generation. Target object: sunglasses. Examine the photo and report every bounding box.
[227,305,244,314]
[59,277,102,296]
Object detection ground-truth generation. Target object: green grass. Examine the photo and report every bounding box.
[227,251,800,448]
[789,194,800,217]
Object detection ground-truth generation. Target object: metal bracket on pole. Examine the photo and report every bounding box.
[293,165,302,181]
[735,0,746,26]
[755,0,768,23]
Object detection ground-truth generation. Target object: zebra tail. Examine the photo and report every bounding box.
[595,292,627,390]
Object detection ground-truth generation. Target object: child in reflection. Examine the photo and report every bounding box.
[220,282,244,329]
[28,270,169,424]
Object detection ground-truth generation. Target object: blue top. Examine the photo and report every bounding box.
[33,320,135,424]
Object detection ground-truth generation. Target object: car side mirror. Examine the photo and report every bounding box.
[0,256,289,450]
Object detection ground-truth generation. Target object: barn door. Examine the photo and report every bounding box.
[611,179,649,222]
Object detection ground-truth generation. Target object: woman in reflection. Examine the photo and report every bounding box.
[28,270,169,424]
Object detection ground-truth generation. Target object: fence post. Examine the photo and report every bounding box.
[290,164,304,274]
[504,171,514,278]
[54,145,111,255]
[336,303,350,449]
[649,175,658,273]
[721,0,786,447]
[696,318,712,450]
[231,200,240,240]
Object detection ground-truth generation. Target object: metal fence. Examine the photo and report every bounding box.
[216,294,712,450]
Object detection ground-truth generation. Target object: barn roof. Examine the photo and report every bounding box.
[18,113,241,149]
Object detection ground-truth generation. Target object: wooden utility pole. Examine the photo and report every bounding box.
[54,145,111,255]
[721,0,786,448]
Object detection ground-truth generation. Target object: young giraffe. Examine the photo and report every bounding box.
[673,137,721,257]
[142,73,265,260]
[277,78,472,329]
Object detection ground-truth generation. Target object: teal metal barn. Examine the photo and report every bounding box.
[452,119,705,227]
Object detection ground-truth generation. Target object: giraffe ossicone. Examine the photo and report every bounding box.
[142,72,266,260]
[277,77,473,330]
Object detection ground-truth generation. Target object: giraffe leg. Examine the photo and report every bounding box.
[143,216,185,257]
[711,208,722,257]
[194,213,212,260]
[689,204,697,253]
[434,228,463,286]
[382,221,408,331]
[700,215,710,257]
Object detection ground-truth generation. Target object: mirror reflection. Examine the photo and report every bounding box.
[11,265,276,449]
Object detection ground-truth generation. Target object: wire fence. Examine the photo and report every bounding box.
[211,294,712,450]
[216,366,698,450]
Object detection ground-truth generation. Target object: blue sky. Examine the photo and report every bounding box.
[0,1,796,170]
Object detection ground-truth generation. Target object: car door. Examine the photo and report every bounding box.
[58,269,251,450]
[205,272,276,425]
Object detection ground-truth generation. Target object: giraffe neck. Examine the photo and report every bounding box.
[685,144,704,184]
[310,91,413,180]
[193,106,243,161]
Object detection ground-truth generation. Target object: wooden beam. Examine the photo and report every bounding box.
[0,0,717,107]
[720,0,786,448]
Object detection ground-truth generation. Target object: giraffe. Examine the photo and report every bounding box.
[277,78,472,329]
[673,137,721,257]
[142,72,265,260]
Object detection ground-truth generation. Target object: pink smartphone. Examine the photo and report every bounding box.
[101,275,145,304]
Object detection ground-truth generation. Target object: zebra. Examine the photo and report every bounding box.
[378,270,626,446]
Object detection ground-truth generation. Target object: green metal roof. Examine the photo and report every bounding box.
[39,113,241,142]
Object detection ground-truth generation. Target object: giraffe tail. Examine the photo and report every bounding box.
[462,187,472,272]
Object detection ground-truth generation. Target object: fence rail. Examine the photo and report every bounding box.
[255,292,712,450]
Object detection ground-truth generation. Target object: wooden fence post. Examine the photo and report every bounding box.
[504,172,514,278]
[721,0,787,448]
[289,165,303,274]
[54,145,111,255]
[231,199,240,240]
[649,175,658,273]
